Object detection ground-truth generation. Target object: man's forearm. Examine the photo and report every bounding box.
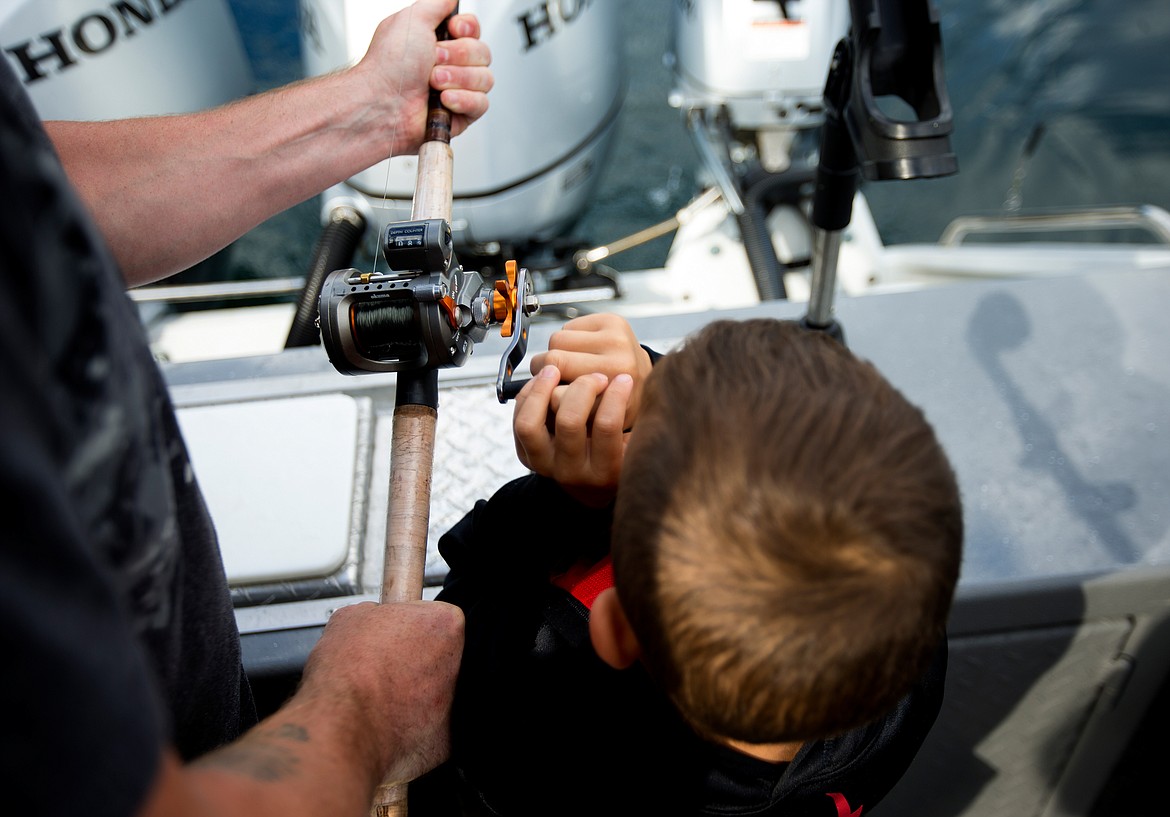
[140,695,385,817]
[46,67,399,287]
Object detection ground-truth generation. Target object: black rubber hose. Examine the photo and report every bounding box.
[737,194,786,301]
[737,165,817,302]
[285,208,366,348]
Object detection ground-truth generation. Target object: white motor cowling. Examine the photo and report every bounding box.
[0,0,254,119]
[301,0,625,251]
[668,0,848,141]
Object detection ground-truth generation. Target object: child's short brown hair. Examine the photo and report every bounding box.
[612,319,963,744]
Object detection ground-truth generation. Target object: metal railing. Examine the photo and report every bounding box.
[129,276,306,304]
[939,205,1170,246]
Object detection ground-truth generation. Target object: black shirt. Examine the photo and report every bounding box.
[0,60,256,816]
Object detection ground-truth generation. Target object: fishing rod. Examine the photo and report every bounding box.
[317,27,538,590]
[314,6,537,814]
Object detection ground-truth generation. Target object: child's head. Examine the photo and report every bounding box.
[600,318,963,747]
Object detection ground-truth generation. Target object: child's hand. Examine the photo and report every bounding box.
[513,364,633,507]
[529,313,652,432]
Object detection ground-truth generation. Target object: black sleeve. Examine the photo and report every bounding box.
[0,57,259,815]
[0,422,165,817]
[780,639,950,814]
[846,638,950,807]
[436,474,614,611]
[0,62,164,817]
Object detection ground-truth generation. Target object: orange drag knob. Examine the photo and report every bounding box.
[492,259,519,337]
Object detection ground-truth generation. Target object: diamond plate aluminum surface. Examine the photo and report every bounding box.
[424,383,533,582]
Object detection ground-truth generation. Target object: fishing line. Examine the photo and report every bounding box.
[352,300,418,355]
[373,1,417,276]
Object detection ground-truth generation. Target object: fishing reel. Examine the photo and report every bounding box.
[317,217,539,401]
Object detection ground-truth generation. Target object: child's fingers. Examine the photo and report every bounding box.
[513,365,560,471]
[528,316,611,373]
[527,349,551,375]
[548,383,600,418]
[546,329,611,357]
[588,373,633,484]
[547,313,612,346]
[551,373,609,476]
[546,317,631,359]
[544,314,635,365]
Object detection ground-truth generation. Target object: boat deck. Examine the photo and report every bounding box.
[164,267,1170,817]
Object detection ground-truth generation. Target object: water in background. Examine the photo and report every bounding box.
[220,0,1170,283]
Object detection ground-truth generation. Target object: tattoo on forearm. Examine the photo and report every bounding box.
[196,722,310,782]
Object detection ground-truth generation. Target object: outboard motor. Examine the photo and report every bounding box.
[667,0,849,300]
[300,0,624,264]
[0,0,254,119]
